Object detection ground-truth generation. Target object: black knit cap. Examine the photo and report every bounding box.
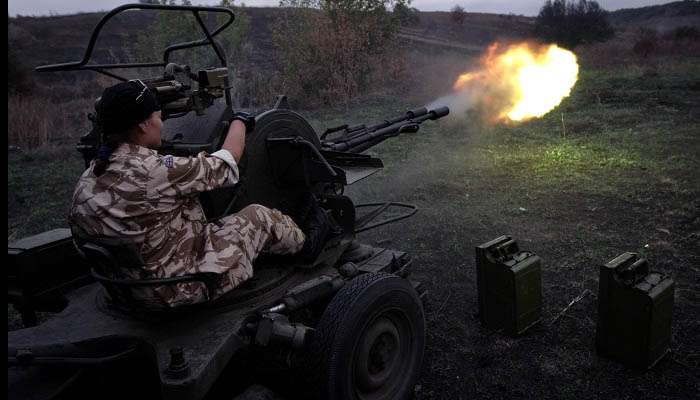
[98,80,161,137]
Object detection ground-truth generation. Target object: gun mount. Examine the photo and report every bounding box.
[11,4,449,400]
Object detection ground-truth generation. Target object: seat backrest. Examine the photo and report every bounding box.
[69,224,156,307]
[69,223,219,313]
[70,224,145,275]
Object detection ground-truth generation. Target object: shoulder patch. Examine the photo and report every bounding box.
[164,155,174,169]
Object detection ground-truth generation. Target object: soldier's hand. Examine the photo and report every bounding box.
[231,111,255,133]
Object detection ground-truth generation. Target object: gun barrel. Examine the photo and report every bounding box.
[323,106,449,153]
[366,107,429,132]
[429,106,449,120]
[407,107,428,119]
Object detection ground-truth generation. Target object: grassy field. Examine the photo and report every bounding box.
[7,56,700,398]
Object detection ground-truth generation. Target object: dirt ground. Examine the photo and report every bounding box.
[348,146,699,399]
[8,54,700,399]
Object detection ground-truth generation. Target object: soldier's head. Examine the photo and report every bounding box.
[98,80,162,148]
[94,80,162,175]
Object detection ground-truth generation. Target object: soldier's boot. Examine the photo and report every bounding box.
[294,194,339,262]
[291,192,317,227]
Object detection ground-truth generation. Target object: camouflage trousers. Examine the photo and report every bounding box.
[201,204,306,295]
[136,204,305,309]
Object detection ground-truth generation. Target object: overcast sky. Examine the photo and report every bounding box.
[8,0,680,17]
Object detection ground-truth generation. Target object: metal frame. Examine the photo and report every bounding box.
[34,3,235,82]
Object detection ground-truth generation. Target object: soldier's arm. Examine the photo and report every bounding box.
[221,120,246,162]
[145,151,239,198]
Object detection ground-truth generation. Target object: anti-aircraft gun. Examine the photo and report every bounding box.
[8,4,449,400]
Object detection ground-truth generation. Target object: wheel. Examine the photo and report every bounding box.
[304,272,425,400]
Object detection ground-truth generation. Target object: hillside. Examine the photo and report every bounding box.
[8,12,151,74]
[9,1,700,76]
[8,7,533,80]
[398,11,533,50]
[609,0,700,32]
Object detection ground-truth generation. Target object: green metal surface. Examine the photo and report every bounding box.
[595,252,675,369]
[475,236,543,335]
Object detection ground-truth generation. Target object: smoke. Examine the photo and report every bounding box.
[426,89,477,120]
[424,66,510,124]
[426,79,508,125]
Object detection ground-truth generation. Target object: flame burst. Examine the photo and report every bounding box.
[453,42,579,123]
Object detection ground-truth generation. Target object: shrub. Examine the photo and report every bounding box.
[8,47,34,95]
[671,25,700,41]
[272,0,406,107]
[632,27,658,58]
[8,93,94,148]
[450,5,466,25]
[394,2,420,26]
[534,0,614,49]
[8,24,36,95]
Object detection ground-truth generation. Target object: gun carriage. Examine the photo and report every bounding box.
[8,4,449,400]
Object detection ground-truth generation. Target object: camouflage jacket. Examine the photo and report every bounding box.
[70,143,242,308]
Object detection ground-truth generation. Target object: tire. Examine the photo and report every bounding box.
[305,272,425,400]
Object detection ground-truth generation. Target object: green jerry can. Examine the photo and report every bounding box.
[476,235,542,335]
[595,252,675,369]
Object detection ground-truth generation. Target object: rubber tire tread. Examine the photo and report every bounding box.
[304,272,425,400]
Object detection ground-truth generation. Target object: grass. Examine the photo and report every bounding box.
[7,145,85,241]
[468,59,699,197]
[8,91,95,149]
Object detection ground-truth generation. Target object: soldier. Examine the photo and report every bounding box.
[69,80,330,309]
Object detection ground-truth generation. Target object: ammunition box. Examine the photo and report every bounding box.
[8,228,92,326]
[476,236,542,335]
[595,252,674,369]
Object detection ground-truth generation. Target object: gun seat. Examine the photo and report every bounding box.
[70,225,300,319]
[70,227,220,315]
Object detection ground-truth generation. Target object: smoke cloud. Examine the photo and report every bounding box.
[426,89,478,121]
